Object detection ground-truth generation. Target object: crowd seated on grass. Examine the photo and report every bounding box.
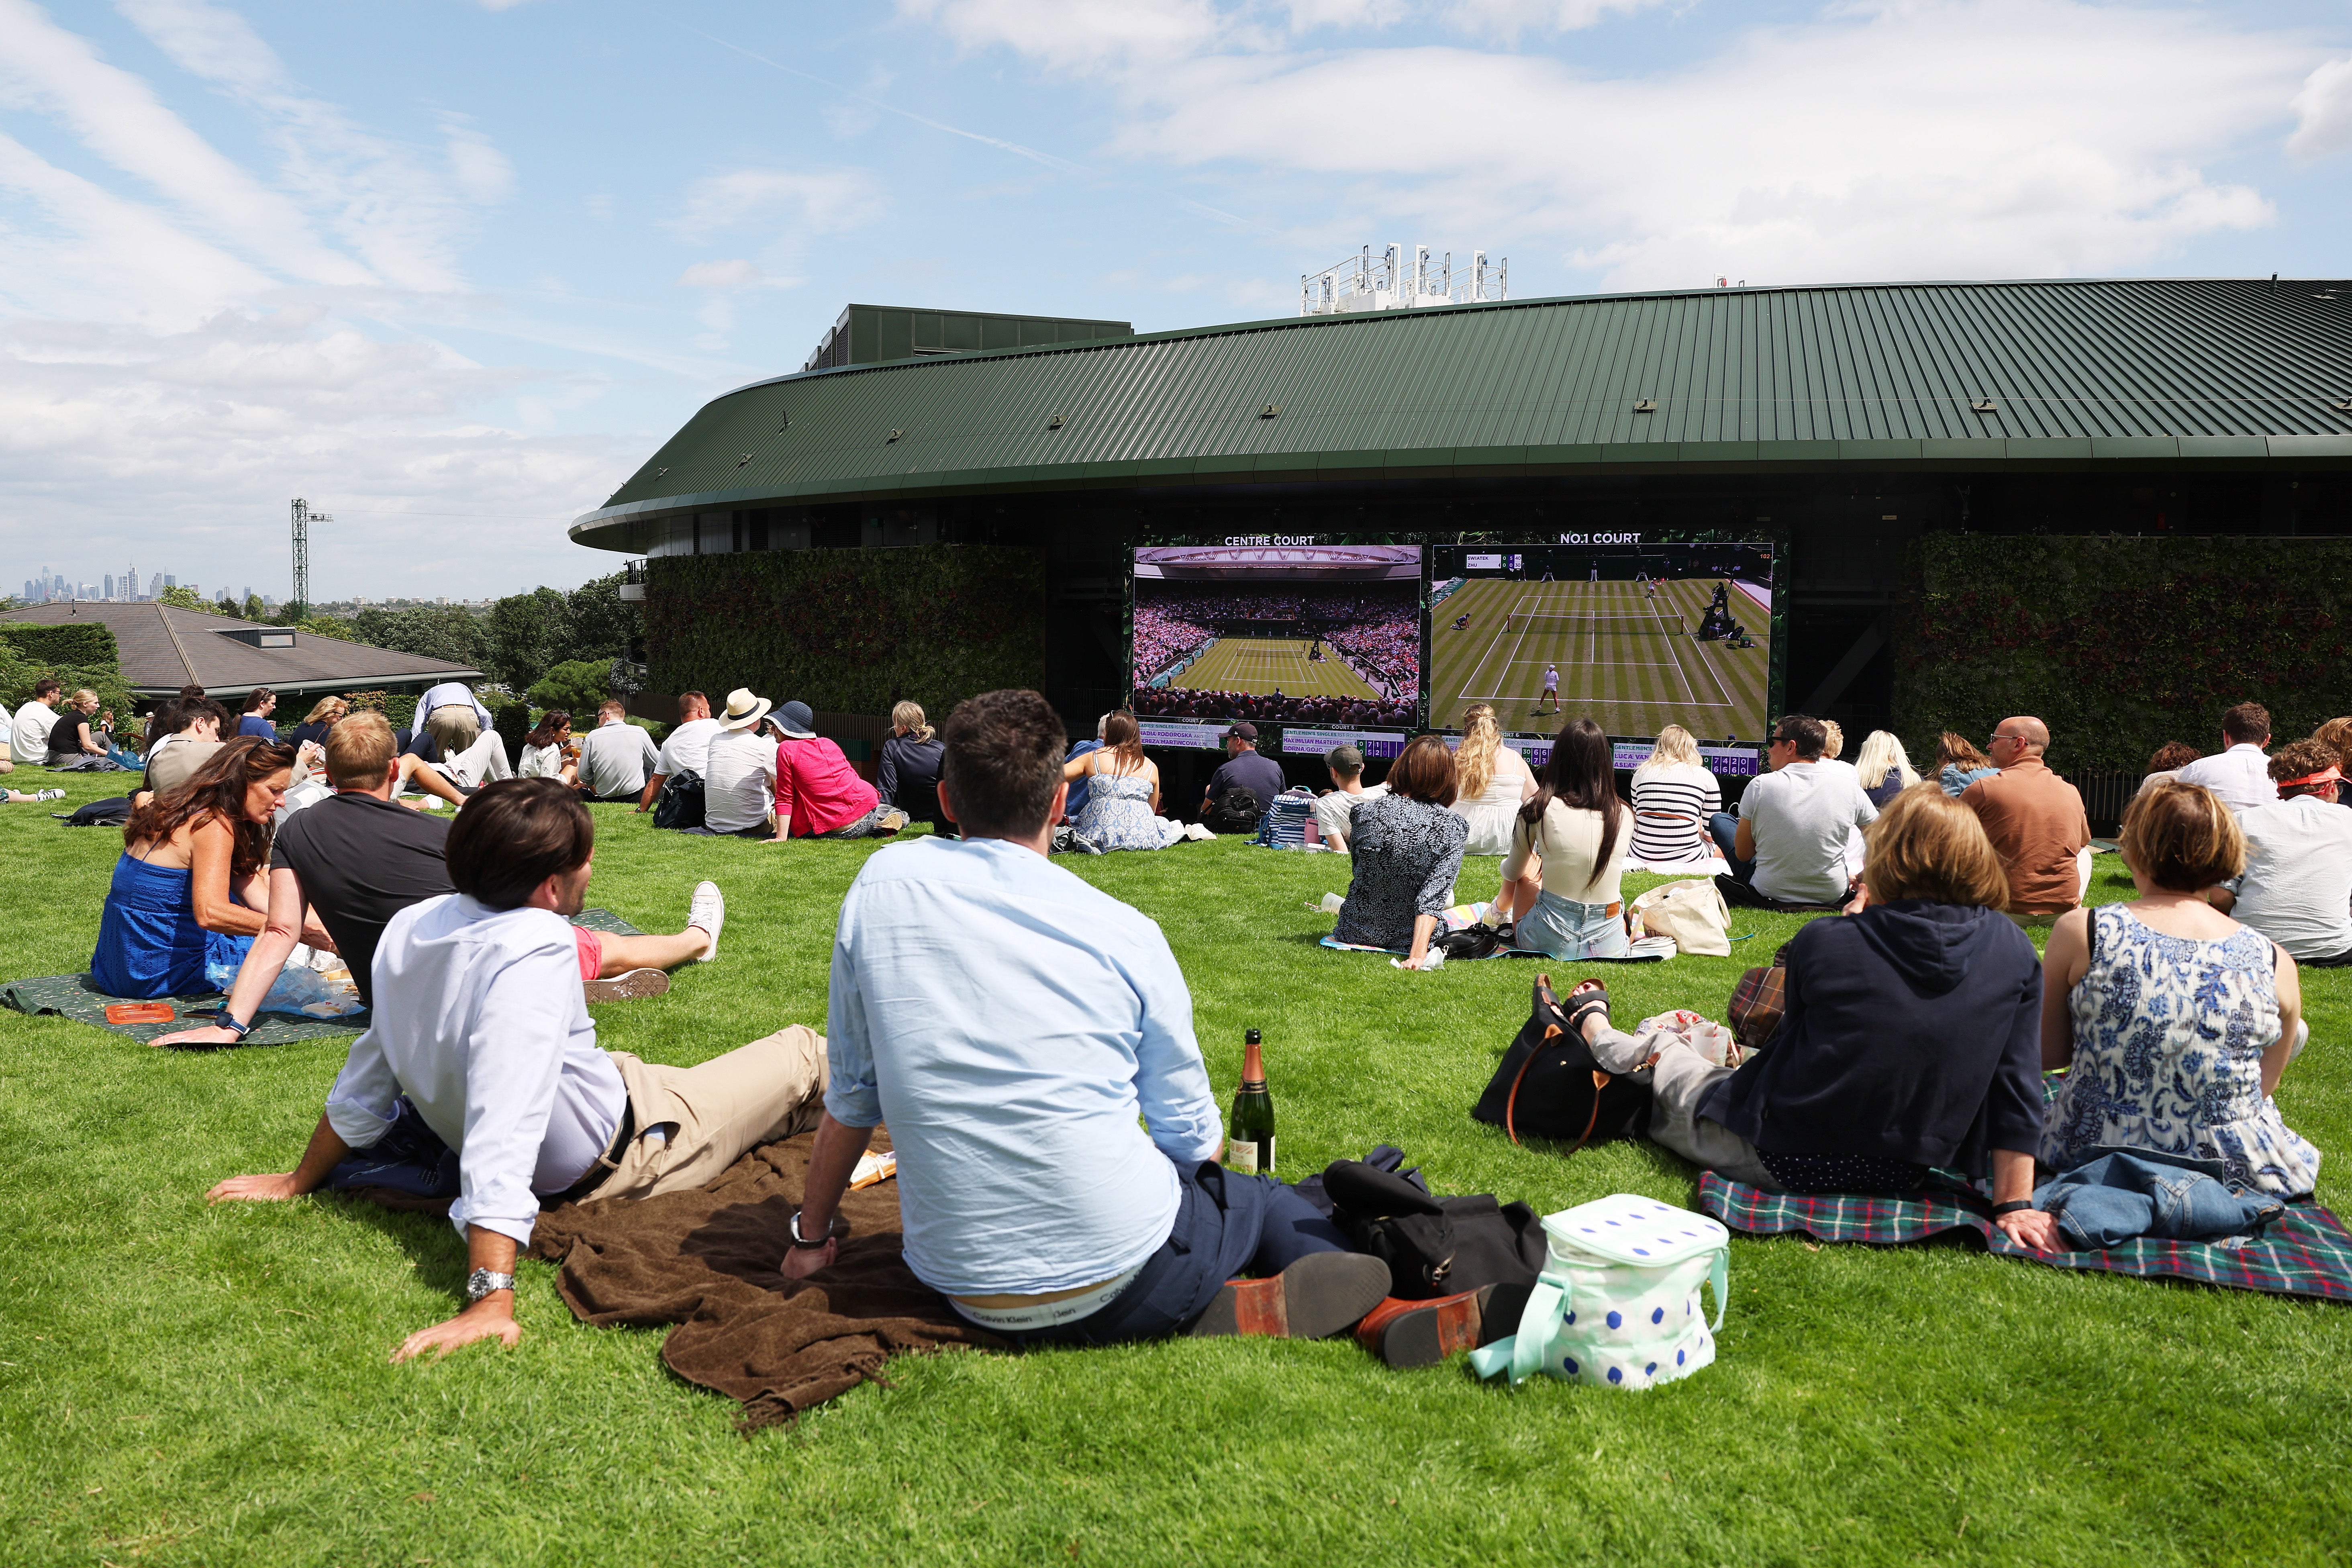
[1957,716,2092,921]
[2174,701,2280,814]
[574,700,659,803]
[1312,742,1387,852]
[2136,739,2201,799]
[2214,739,2352,967]
[1450,702,1535,858]
[1627,724,1723,868]
[94,737,332,999]
[206,777,802,1361]
[1332,733,1469,968]
[2040,781,2320,1198]
[878,700,949,837]
[519,710,579,785]
[1494,719,1631,958]
[48,688,139,771]
[1576,784,2060,1247]
[1933,732,1998,796]
[1064,710,1175,851]
[785,687,1390,1350]
[1710,714,1876,909]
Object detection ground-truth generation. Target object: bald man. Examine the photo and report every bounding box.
[1959,717,2092,921]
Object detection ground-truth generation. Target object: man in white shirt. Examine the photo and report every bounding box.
[414,680,494,734]
[2174,702,2278,814]
[1313,743,1389,852]
[10,678,59,767]
[574,700,660,802]
[2214,739,2352,965]
[1710,714,1878,906]
[205,777,825,1362]
[699,689,781,837]
[637,690,723,812]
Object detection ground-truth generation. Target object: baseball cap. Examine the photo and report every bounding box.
[1223,721,1258,741]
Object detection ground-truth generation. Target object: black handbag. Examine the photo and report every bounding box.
[651,768,706,831]
[1323,1159,1546,1300]
[1470,973,1653,1150]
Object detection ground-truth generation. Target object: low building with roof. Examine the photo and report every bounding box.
[0,600,482,704]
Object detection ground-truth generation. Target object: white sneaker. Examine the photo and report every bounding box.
[686,880,723,961]
[37,788,65,802]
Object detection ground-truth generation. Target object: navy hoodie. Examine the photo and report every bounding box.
[1702,900,2045,1177]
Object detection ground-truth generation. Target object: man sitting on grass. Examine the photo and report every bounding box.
[637,690,721,814]
[575,699,660,804]
[1709,714,1876,907]
[10,677,60,766]
[2213,738,2352,967]
[206,777,823,1362]
[160,715,727,1047]
[784,688,1387,1345]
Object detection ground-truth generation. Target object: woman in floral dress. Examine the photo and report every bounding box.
[2040,781,2319,1197]
[1063,710,1170,851]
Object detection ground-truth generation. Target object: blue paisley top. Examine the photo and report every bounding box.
[2043,905,2320,1197]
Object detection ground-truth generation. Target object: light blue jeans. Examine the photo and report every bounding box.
[1514,890,1630,961]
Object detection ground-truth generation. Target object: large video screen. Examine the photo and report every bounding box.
[1426,541,1775,742]
[1131,542,1421,726]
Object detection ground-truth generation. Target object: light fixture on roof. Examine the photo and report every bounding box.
[1633,399,1657,413]
[737,453,753,467]
[1972,399,1998,413]
[1047,414,1066,429]
[1260,404,1281,419]
[888,429,904,442]
[2335,399,2352,413]
[777,412,790,430]
[655,467,668,477]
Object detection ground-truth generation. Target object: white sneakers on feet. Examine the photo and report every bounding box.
[687,880,724,961]
[37,788,65,802]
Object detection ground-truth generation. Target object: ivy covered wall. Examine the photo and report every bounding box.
[1893,535,2352,773]
[644,545,1046,718]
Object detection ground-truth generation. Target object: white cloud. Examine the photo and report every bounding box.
[900,0,1230,72]
[2288,56,2352,162]
[1436,0,1674,41]
[1086,1,2314,288]
[668,167,885,239]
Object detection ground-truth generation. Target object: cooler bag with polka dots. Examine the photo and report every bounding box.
[1467,1192,1729,1390]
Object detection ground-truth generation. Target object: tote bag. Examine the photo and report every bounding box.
[1630,878,1732,957]
[1468,1193,1729,1390]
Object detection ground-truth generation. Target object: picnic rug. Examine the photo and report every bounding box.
[1697,1171,2352,1304]
[4,908,646,1045]
[525,1128,1000,1431]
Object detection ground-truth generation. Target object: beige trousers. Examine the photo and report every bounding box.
[583,1024,829,1202]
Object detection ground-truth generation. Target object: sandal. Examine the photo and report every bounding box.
[1562,978,1610,1041]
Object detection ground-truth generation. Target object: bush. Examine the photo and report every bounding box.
[482,574,644,692]
[527,659,613,719]
[351,606,483,667]
[0,623,119,669]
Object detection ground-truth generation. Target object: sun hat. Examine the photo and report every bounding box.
[776,700,818,740]
[718,688,773,731]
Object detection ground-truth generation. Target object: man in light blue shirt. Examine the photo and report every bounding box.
[786,689,1384,1345]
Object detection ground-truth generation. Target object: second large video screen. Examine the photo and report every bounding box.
[1427,541,1775,741]
[1131,543,1421,726]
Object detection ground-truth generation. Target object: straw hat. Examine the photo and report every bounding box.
[718,688,774,731]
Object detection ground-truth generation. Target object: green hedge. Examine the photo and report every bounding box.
[0,623,118,668]
[645,546,1046,718]
[1892,535,2352,773]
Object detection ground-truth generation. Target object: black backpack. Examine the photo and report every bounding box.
[1471,973,1653,1151]
[1203,786,1262,835]
[651,769,706,831]
[1322,1159,1547,1300]
[59,795,134,827]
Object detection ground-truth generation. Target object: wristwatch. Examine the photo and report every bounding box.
[466,1267,517,1302]
[1989,1200,2034,1217]
[788,1210,835,1249]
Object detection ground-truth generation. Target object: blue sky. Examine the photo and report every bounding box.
[3,0,2349,602]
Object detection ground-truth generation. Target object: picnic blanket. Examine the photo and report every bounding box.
[526,1129,999,1431]
[1698,1172,2352,1304]
[4,908,646,1045]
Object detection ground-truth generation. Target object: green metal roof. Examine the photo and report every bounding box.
[572,278,2352,551]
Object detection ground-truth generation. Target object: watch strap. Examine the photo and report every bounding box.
[466,1267,517,1301]
[789,1210,835,1249]
[1990,1199,2034,1217]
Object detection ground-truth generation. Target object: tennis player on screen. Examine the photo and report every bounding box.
[1539,662,1559,716]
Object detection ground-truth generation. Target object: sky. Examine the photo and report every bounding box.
[2,0,2350,602]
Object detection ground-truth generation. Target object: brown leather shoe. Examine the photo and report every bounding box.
[1355,1282,1534,1368]
[1187,1253,1390,1339]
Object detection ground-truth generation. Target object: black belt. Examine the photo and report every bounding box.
[551,1096,636,1207]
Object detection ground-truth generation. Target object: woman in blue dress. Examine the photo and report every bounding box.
[92,738,329,999]
[2040,780,2320,1197]
[1062,710,1171,851]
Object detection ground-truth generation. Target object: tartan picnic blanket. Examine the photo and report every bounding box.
[1697,1171,2352,1304]
[4,907,645,1044]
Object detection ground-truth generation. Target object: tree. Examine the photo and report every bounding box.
[155,585,207,610]
[242,593,267,622]
[566,571,643,667]
[352,606,483,666]
[298,615,357,642]
[526,659,613,718]
[485,586,571,691]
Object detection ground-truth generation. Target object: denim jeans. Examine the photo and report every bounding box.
[1707,812,1754,883]
[2033,1148,2284,1248]
[1515,890,1630,961]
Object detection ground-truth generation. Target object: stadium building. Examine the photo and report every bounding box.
[573,281,2352,754]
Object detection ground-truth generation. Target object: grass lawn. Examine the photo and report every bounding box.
[4,769,2349,1567]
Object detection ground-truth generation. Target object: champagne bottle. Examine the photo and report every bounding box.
[1226,1028,1276,1176]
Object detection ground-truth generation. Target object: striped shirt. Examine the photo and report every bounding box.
[1628,761,1722,864]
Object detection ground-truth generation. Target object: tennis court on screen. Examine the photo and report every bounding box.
[1427,577,1771,739]
[1169,637,1382,699]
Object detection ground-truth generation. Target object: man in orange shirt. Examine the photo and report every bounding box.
[1959,717,2091,920]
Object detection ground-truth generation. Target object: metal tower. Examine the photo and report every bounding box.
[290,498,331,614]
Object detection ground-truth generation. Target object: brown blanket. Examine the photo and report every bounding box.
[525,1130,1001,1430]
